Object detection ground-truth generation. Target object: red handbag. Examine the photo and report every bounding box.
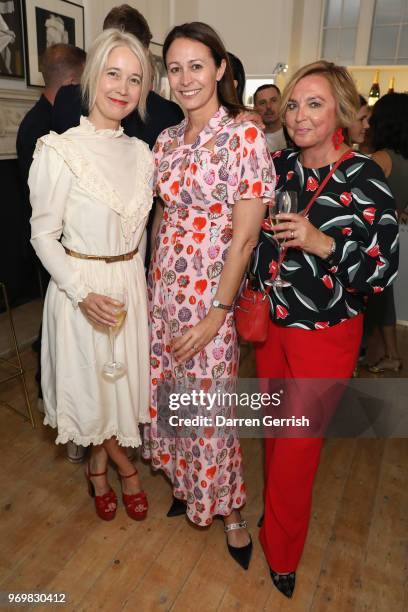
[235,150,352,343]
[235,279,271,343]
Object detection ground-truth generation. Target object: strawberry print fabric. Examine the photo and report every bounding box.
[142,106,274,525]
[253,148,399,330]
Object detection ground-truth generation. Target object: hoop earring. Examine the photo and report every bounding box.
[332,127,344,150]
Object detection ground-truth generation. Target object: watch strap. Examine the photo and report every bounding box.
[212,299,233,311]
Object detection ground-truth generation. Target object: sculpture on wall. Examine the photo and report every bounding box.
[0,89,39,159]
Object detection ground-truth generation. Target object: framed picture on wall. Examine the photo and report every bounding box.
[22,0,84,87]
[0,0,25,79]
[150,41,170,100]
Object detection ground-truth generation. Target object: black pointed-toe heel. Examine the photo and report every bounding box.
[257,513,264,528]
[224,520,253,570]
[270,569,296,598]
[166,496,187,517]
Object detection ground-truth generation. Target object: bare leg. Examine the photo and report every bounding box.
[382,324,400,359]
[88,445,109,493]
[365,326,385,365]
[224,508,251,547]
[103,437,142,495]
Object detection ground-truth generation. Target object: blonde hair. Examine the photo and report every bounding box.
[280,60,360,128]
[81,28,150,120]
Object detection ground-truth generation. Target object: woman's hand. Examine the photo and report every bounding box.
[235,110,265,131]
[273,212,334,259]
[171,308,226,363]
[78,292,123,327]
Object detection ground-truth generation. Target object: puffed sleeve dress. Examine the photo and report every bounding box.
[29,116,153,448]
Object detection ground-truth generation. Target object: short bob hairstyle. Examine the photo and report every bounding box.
[81,28,151,120]
[162,22,246,117]
[280,60,360,128]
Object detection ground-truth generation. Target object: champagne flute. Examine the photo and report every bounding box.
[102,289,128,379]
[268,190,298,288]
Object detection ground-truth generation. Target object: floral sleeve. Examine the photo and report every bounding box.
[226,122,275,204]
[152,129,169,195]
[320,158,399,295]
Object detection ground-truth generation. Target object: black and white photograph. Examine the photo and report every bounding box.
[22,0,83,86]
[0,0,25,78]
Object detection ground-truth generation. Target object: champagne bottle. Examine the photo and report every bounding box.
[388,76,395,94]
[368,70,380,106]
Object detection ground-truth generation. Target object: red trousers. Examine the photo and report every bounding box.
[255,315,363,572]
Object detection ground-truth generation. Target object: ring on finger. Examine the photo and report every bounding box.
[290,230,295,240]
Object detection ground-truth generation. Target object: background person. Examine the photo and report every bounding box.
[227,51,246,104]
[142,21,275,571]
[29,29,154,522]
[17,44,86,194]
[253,83,287,152]
[253,61,399,598]
[347,94,370,150]
[363,93,408,372]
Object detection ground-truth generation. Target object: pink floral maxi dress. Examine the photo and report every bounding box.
[142,106,275,525]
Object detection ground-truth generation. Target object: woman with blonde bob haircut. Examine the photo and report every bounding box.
[280,60,360,129]
[81,28,151,120]
[253,60,398,597]
[29,29,154,522]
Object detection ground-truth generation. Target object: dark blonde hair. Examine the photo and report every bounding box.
[281,61,359,128]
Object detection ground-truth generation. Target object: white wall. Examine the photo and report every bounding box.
[197,0,294,76]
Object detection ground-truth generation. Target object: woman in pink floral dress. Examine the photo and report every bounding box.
[142,22,275,569]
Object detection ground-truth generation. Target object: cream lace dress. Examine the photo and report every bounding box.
[29,117,153,447]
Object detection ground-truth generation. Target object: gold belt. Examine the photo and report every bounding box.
[63,246,138,264]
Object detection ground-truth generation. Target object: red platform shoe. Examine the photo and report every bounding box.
[85,463,117,521]
[119,470,148,521]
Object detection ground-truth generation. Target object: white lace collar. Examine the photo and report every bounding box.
[79,115,124,138]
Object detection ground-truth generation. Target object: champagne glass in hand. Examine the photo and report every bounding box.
[267,190,298,288]
[102,289,128,379]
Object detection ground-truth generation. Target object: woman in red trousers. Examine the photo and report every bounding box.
[253,61,399,598]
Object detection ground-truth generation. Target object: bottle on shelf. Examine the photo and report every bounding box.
[387,76,395,94]
[368,70,380,107]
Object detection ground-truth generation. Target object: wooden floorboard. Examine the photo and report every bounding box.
[0,322,407,610]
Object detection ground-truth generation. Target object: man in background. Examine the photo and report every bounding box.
[52,4,184,149]
[253,84,287,152]
[16,43,86,463]
[17,43,85,187]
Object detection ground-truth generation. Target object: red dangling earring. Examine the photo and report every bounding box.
[332,127,344,150]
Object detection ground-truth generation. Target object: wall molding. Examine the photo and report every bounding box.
[0,88,39,160]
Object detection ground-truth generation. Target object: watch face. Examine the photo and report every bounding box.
[213,300,220,308]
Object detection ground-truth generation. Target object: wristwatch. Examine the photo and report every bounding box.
[212,299,233,311]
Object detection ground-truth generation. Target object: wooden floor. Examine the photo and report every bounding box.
[0,336,408,611]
